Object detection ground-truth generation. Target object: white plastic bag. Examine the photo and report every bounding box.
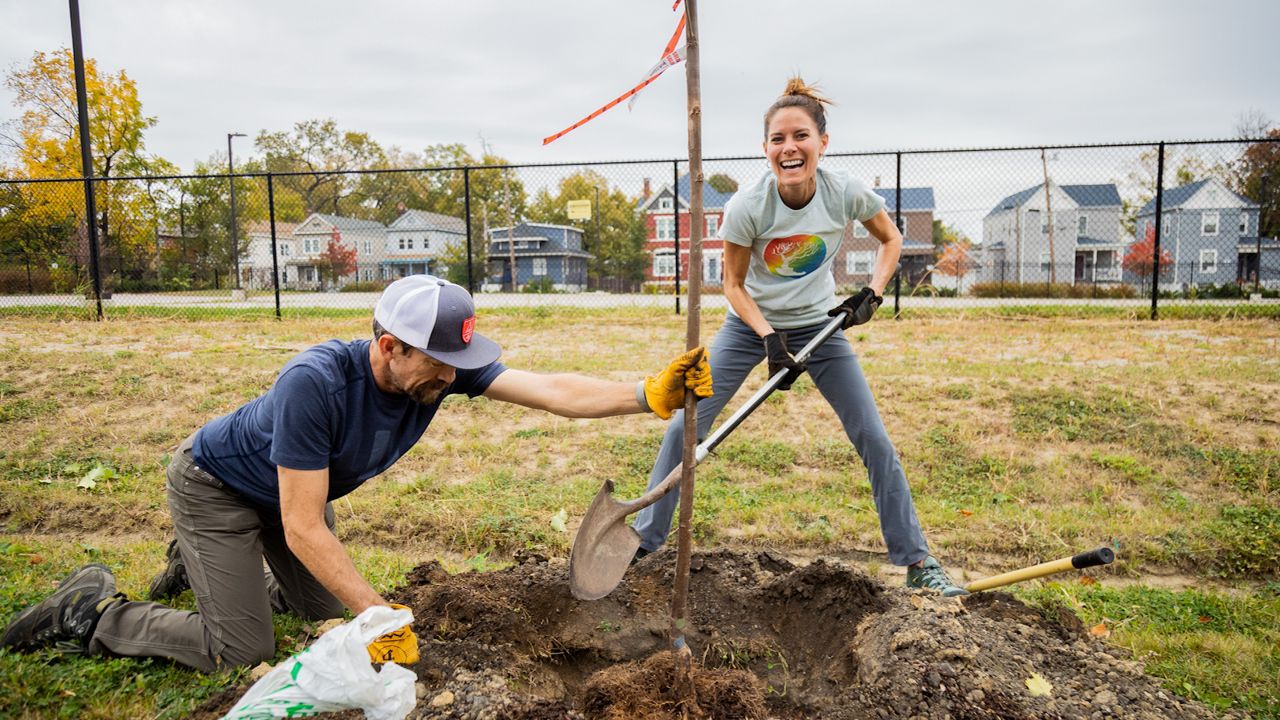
[222,605,417,720]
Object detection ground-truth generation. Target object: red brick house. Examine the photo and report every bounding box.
[640,174,734,288]
[834,187,936,289]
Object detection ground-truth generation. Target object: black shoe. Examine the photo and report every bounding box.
[147,538,189,601]
[1,563,123,653]
[630,547,651,566]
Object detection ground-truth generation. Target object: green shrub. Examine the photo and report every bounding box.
[339,280,387,292]
[971,281,1138,299]
[522,276,557,293]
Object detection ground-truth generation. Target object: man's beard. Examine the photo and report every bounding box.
[406,381,447,405]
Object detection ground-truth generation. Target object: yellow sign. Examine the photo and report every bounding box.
[567,199,592,220]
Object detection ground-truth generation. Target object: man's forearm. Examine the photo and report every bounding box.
[537,374,640,418]
[285,524,384,613]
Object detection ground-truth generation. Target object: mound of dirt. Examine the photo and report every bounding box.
[195,548,1227,719]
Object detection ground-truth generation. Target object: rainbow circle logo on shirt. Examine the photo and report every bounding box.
[763,234,826,278]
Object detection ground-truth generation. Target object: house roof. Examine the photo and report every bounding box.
[1135,179,1258,217]
[488,221,582,237]
[301,213,386,233]
[986,183,1121,218]
[874,187,935,212]
[390,209,465,234]
[640,174,735,212]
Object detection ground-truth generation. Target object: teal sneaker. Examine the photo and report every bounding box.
[906,556,969,597]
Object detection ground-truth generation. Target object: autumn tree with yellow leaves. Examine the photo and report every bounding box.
[1,48,168,288]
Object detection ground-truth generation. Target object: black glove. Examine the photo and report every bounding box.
[827,287,882,329]
[763,332,806,391]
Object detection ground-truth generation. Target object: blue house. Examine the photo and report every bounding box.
[1133,178,1264,290]
[484,222,593,292]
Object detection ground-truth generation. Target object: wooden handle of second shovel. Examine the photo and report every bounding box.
[963,547,1115,593]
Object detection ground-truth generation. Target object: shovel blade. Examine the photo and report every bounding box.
[569,479,642,600]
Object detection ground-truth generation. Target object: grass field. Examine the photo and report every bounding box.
[0,309,1277,718]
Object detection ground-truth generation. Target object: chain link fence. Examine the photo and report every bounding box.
[1,138,1276,319]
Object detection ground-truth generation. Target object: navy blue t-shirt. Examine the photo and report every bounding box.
[192,339,506,508]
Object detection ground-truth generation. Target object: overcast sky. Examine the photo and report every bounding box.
[2,0,1277,173]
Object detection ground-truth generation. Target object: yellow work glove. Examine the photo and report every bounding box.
[366,603,419,665]
[640,346,713,420]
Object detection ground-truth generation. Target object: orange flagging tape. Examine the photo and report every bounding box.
[542,4,686,146]
[542,63,673,145]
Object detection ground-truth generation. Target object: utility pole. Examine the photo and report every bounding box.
[504,169,517,292]
[1258,171,1270,294]
[69,0,103,320]
[1041,149,1057,285]
[227,132,247,289]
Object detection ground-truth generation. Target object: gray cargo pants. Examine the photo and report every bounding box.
[88,434,344,671]
[632,314,931,566]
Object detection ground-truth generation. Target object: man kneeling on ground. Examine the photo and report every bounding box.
[1,275,712,671]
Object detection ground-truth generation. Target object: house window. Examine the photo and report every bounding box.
[706,215,719,238]
[1026,209,1041,234]
[363,240,372,254]
[1040,252,1051,273]
[1199,249,1217,274]
[1239,213,1248,234]
[653,252,675,277]
[1078,215,1087,235]
[853,222,869,238]
[280,244,291,257]
[656,216,675,240]
[532,257,547,276]
[304,238,319,254]
[845,251,874,275]
[658,197,673,211]
[1201,211,1218,236]
[423,238,430,250]
[704,252,721,283]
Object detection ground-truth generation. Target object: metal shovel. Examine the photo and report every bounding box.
[569,313,848,600]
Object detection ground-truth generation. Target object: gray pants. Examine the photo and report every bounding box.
[632,315,930,566]
[89,434,344,671]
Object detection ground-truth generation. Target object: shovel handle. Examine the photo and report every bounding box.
[963,546,1116,593]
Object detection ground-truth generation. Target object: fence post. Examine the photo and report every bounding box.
[268,174,282,319]
[673,159,681,315]
[894,152,903,319]
[1259,172,1270,295]
[69,0,103,320]
[463,167,474,293]
[1151,142,1165,320]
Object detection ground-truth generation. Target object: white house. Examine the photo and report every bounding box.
[384,209,465,280]
[979,183,1124,286]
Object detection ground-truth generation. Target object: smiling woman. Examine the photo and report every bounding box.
[630,76,968,600]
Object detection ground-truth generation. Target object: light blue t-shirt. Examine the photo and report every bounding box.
[720,167,885,328]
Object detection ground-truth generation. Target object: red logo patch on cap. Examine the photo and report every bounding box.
[461,316,475,344]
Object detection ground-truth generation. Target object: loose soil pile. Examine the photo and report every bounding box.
[196,548,1228,719]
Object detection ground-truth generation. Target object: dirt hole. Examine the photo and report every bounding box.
[195,548,1222,719]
